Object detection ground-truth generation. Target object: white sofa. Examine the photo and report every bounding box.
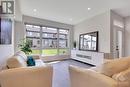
[0,66,53,87]
[0,51,52,87]
[69,57,130,87]
[6,51,45,69]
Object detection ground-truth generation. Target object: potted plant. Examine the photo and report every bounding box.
[18,38,32,55]
[18,39,36,66]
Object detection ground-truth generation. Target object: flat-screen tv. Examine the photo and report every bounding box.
[79,31,98,51]
[0,18,12,44]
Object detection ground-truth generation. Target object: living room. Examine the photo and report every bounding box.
[0,0,130,87]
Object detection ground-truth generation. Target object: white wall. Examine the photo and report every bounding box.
[14,0,22,21]
[0,45,14,69]
[110,11,125,58]
[23,15,73,30]
[14,21,25,52]
[0,19,14,70]
[125,17,130,56]
[0,0,22,69]
[74,11,111,53]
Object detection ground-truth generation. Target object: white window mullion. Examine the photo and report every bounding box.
[57,28,59,55]
[40,26,43,55]
[68,29,71,54]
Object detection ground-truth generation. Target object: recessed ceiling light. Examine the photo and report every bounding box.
[33,9,37,12]
[88,8,91,11]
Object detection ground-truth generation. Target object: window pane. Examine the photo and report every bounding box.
[59,29,68,34]
[43,33,57,38]
[42,49,58,56]
[42,27,58,56]
[59,29,69,49]
[31,50,41,55]
[26,24,40,32]
[59,40,67,48]
[26,24,41,55]
[59,34,67,39]
[26,28,40,32]
[80,35,84,49]
[26,32,40,38]
[26,38,40,54]
[59,29,69,55]
[42,27,58,49]
[92,36,96,50]
[42,27,57,33]
[59,49,68,55]
[33,25,40,28]
[42,39,57,48]
[25,24,33,28]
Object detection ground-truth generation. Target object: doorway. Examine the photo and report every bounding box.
[113,26,124,58]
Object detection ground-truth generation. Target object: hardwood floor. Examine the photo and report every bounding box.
[48,59,93,87]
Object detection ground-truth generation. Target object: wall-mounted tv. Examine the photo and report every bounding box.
[79,31,98,52]
[0,18,12,44]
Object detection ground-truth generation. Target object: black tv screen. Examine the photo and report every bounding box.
[79,31,98,52]
[0,18,12,44]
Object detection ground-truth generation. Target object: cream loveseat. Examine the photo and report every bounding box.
[0,51,53,87]
[69,57,130,87]
[0,66,53,87]
[6,51,45,69]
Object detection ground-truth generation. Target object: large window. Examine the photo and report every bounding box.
[59,29,69,55]
[26,25,41,54]
[26,24,69,56]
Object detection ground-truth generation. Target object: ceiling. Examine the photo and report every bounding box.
[19,0,130,25]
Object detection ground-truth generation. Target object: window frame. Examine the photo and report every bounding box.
[25,23,70,56]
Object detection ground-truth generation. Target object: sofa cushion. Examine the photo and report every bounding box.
[7,55,27,69]
[112,68,130,82]
[100,57,130,77]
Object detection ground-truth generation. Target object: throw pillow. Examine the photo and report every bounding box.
[27,56,35,66]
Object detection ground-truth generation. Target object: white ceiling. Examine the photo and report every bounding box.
[19,0,130,25]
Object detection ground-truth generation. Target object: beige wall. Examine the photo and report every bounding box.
[125,17,130,56]
[74,11,111,53]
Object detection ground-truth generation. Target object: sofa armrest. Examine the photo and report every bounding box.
[0,66,53,87]
[112,67,130,82]
[69,66,118,87]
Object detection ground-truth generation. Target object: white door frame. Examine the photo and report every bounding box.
[113,26,125,58]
